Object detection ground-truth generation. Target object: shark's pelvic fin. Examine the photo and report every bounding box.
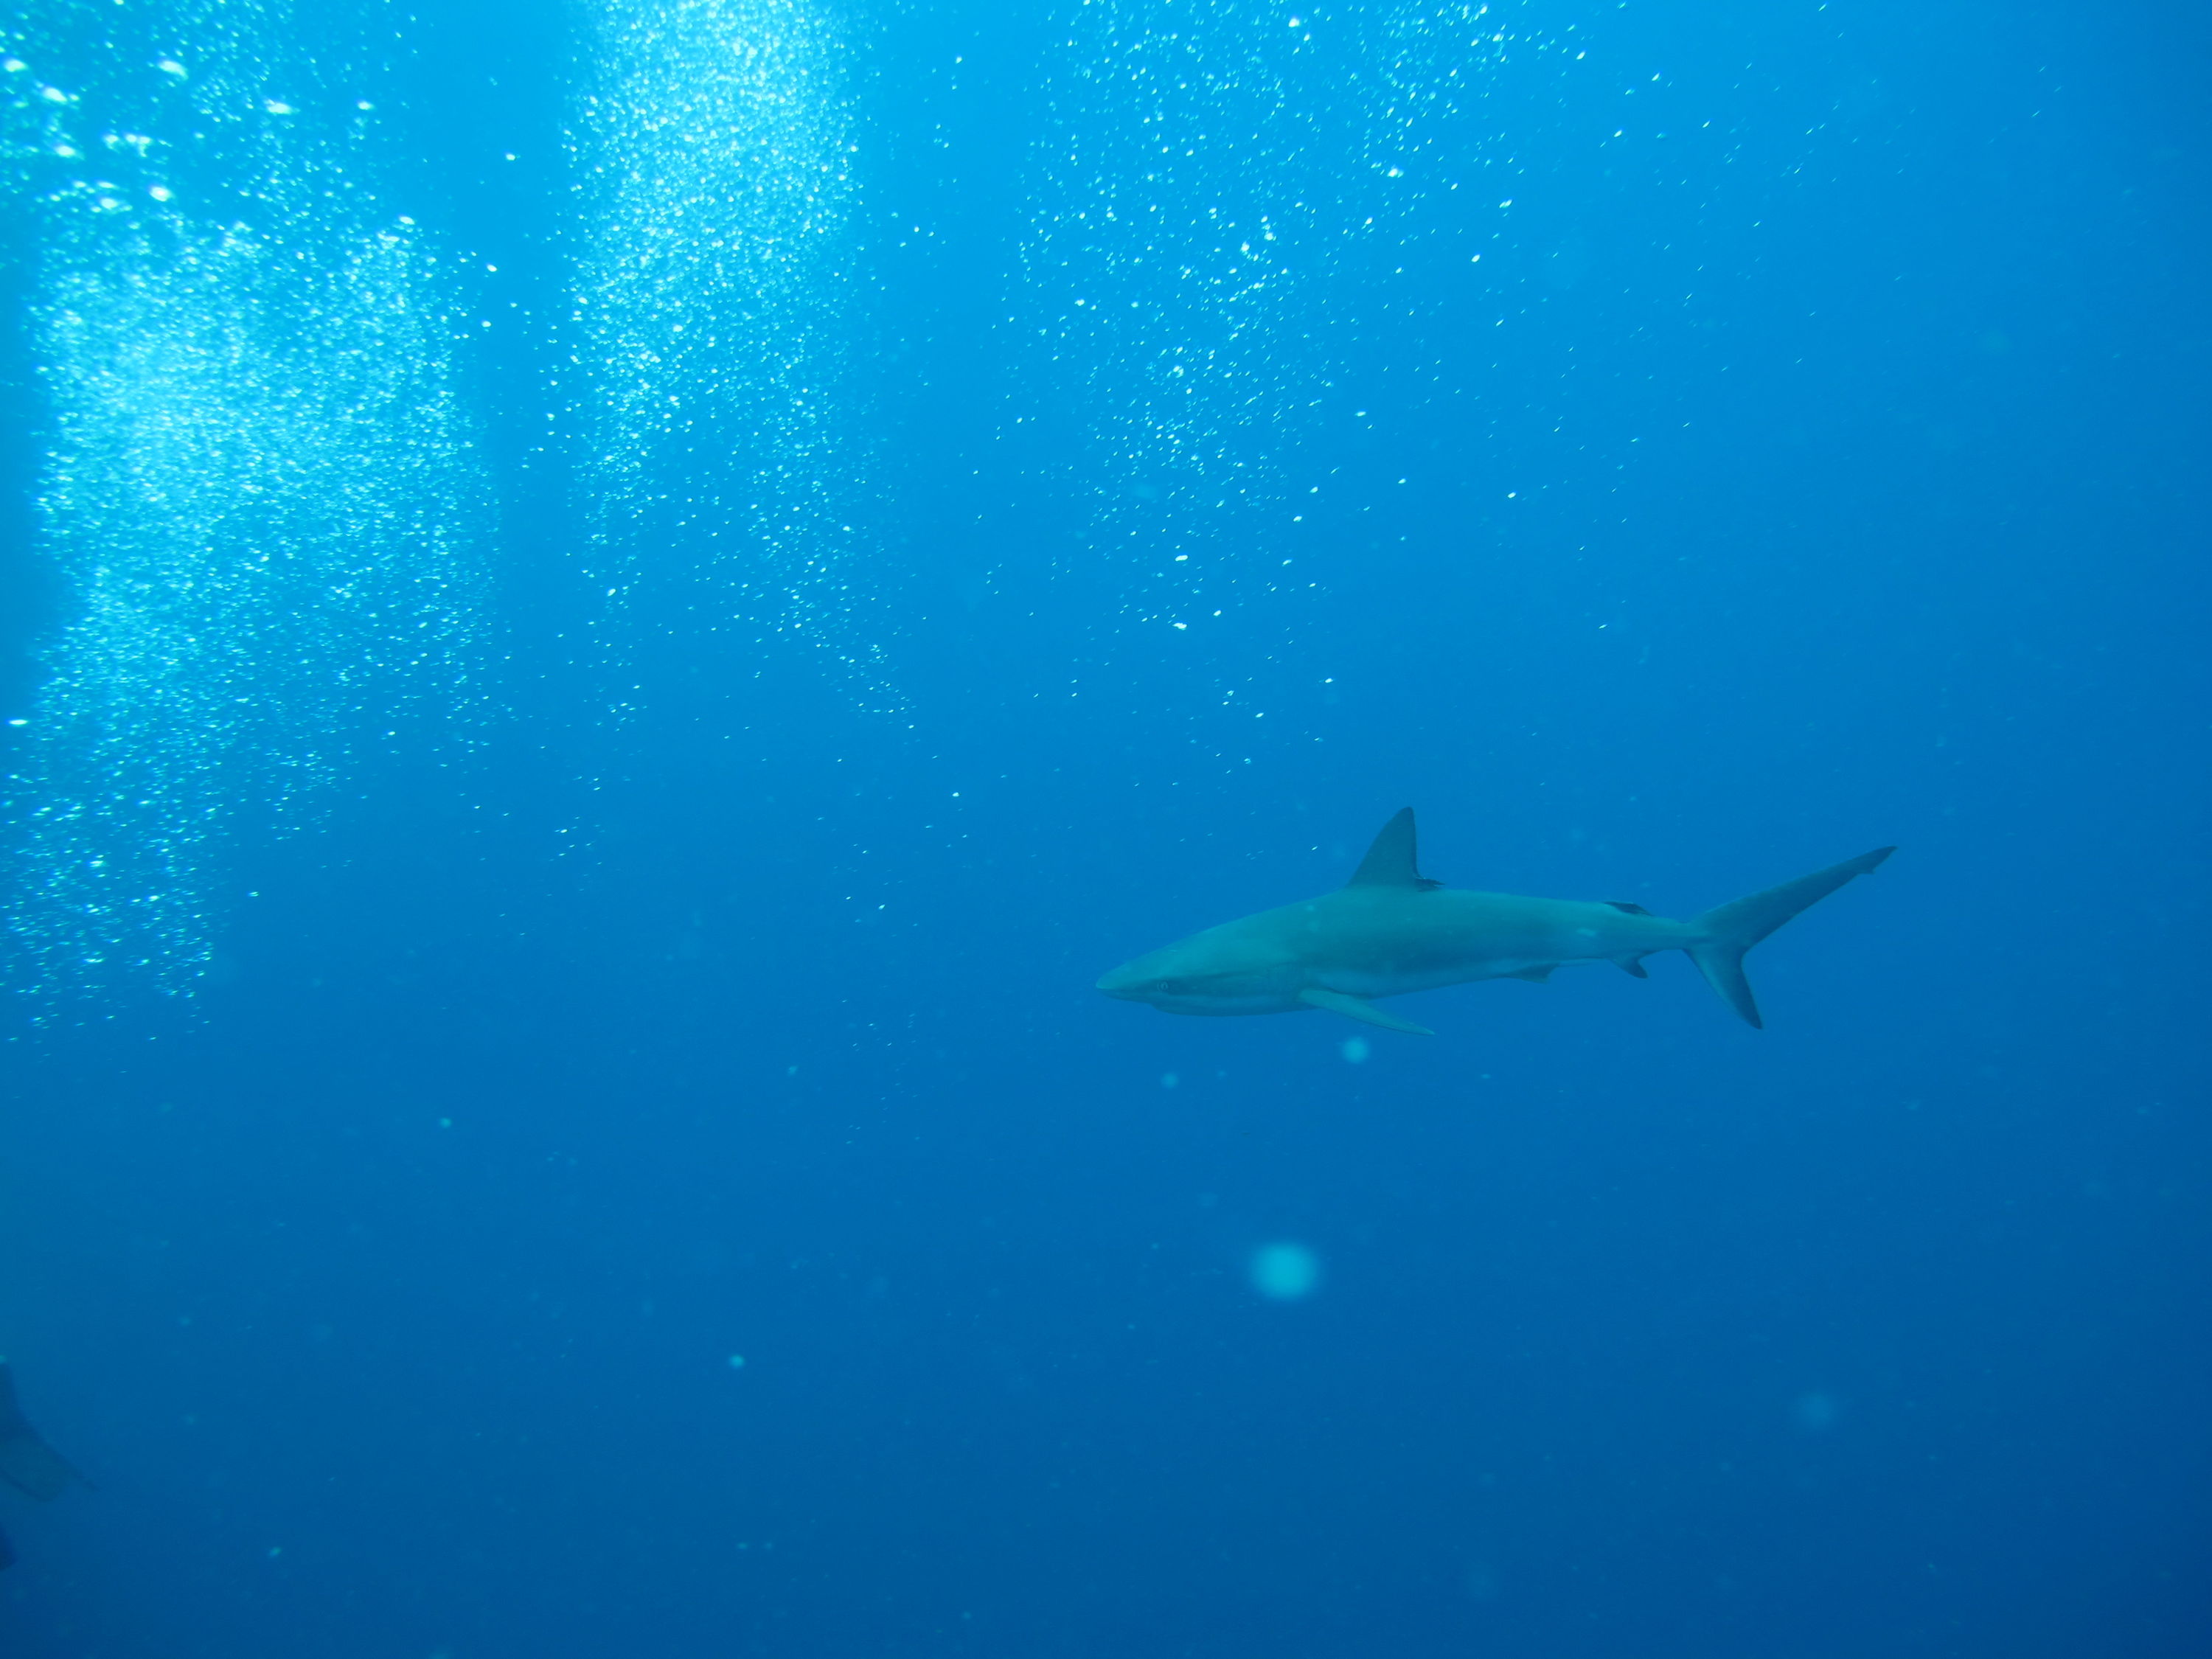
[1346,808,1441,890]
[1687,846,1896,1029]
[1616,956,1651,978]
[1301,987,1435,1035]
[1505,964,1557,983]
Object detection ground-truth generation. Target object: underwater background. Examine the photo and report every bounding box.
[1,0,2206,1653]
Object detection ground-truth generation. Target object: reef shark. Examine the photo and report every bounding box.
[1096,810,1893,1035]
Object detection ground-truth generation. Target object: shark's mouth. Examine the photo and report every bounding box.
[1099,968,1214,999]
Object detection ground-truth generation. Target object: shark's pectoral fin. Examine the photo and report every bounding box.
[1617,955,1650,978]
[1505,964,1557,983]
[1300,988,1435,1035]
[0,1366,83,1502]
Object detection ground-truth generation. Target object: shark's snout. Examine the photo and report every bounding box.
[1095,961,1150,999]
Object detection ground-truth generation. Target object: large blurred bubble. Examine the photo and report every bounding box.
[1250,1239,1322,1301]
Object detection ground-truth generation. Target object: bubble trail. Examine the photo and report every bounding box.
[2,6,490,1012]
[1025,0,1336,624]
[566,0,891,707]
[1021,1,1565,625]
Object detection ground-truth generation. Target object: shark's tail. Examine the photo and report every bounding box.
[1685,847,1894,1028]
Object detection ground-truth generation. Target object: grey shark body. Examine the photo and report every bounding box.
[1096,810,1892,1035]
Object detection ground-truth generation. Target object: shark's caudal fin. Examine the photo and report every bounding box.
[1686,847,1895,1029]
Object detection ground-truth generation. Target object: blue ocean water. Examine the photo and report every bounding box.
[1,1,2206,1654]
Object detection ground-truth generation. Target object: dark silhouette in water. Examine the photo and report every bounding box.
[0,1360,85,1571]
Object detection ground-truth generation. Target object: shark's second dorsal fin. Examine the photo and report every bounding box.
[1346,808,1440,889]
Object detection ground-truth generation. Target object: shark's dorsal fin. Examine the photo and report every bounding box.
[1604,900,1652,916]
[1346,809,1440,890]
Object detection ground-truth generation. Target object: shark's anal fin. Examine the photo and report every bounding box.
[1505,964,1557,983]
[1300,987,1435,1036]
[1601,904,1652,976]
